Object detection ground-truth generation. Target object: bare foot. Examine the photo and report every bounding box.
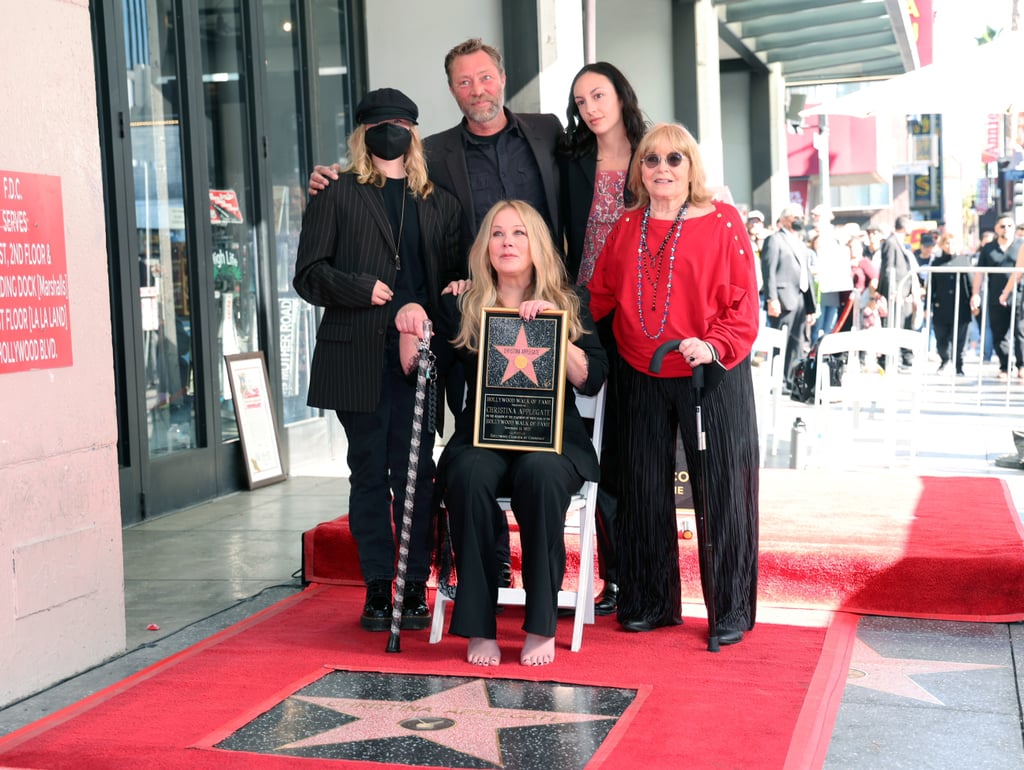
[467,637,501,666]
[520,633,555,666]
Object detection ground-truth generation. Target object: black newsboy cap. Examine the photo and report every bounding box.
[355,88,419,125]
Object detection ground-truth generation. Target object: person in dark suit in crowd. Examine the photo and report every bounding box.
[308,39,564,590]
[930,232,972,375]
[559,61,646,617]
[973,213,1024,380]
[588,123,760,645]
[761,203,814,386]
[877,216,920,366]
[293,88,463,633]
[415,200,607,667]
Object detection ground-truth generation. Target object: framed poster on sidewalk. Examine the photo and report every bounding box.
[225,352,287,489]
[473,307,568,453]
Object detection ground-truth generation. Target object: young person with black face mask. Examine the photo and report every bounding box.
[761,203,815,388]
[293,88,463,634]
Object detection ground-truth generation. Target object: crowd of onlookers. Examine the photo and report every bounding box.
[748,205,1024,384]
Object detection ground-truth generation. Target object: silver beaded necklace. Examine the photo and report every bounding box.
[636,201,687,339]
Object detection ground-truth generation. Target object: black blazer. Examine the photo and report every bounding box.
[293,173,462,412]
[424,110,563,256]
[435,287,608,483]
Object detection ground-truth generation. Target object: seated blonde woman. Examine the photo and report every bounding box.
[400,200,607,666]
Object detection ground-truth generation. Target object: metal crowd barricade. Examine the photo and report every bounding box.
[885,263,1024,409]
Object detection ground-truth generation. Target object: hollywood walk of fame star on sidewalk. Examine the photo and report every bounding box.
[847,638,1003,705]
[493,324,550,385]
[281,678,614,766]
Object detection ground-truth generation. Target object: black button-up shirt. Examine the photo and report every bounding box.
[461,112,549,235]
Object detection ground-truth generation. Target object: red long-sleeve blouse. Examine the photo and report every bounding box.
[588,200,760,378]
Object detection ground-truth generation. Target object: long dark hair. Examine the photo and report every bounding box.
[561,61,646,159]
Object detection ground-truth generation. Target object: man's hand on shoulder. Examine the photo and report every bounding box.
[308,163,341,197]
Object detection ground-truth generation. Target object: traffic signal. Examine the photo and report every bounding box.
[1015,182,1024,222]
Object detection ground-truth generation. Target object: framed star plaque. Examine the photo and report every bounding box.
[474,307,568,452]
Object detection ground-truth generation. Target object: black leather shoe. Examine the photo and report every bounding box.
[360,579,392,632]
[717,628,744,646]
[621,618,654,633]
[594,582,618,616]
[400,581,431,630]
[498,561,513,588]
[620,615,682,632]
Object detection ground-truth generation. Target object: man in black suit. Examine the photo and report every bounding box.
[294,89,463,633]
[423,38,563,256]
[761,203,814,386]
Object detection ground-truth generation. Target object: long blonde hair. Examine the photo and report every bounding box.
[344,125,434,197]
[627,122,711,210]
[454,200,583,352]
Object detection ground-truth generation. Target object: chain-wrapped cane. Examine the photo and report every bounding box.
[386,319,435,653]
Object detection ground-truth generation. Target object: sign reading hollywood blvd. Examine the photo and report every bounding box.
[0,171,72,374]
[473,307,567,453]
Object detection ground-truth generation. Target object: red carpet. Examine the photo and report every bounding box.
[305,472,1024,622]
[0,585,855,770]
[749,471,1024,621]
[6,473,1014,768]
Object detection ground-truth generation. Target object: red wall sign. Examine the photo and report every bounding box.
[0,171,73,373]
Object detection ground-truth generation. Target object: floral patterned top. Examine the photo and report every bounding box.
[577,169,627,286]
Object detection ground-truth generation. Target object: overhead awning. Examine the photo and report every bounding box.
[800,32,1024,117]
[714,0,918,85]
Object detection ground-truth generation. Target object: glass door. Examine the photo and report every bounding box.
[128,0,202,459]
[264,0,317,425]
[197,0,263,445]
[98,0,362,521]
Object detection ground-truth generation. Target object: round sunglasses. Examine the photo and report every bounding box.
[641,152,685,169]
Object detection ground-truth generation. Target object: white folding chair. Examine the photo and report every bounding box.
[812,327,925,463]
[429,383,606,652]
[750,324,789,458]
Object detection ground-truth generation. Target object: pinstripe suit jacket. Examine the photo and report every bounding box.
[293,172,462,412]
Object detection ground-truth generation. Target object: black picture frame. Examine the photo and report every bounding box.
[473,307,568,452]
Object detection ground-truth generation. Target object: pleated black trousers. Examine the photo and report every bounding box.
[615,357,760,632]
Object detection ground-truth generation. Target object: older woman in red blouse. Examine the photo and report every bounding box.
[588,122,760,644]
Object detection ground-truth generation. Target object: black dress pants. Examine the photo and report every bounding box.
[337,355,435,584]
[445,448,581,639]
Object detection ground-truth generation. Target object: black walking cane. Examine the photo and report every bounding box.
[650,340,720,652]
[387,319,434,654]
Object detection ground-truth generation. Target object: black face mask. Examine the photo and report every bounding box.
[791,218,805,231]
[364,123,412,161]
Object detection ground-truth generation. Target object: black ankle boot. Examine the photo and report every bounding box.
[594,582,618,616]
[400,581,431,630]
[361,579,392,631]
[498,561,513,588]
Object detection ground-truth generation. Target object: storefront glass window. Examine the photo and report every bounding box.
[198,0,262,444]
[314,0,355,164]
[127,0,200,457]
[265,0,317,424]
